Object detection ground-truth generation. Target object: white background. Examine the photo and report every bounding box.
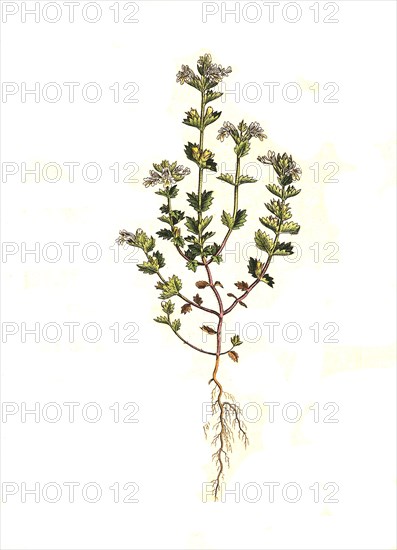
[1,1,396,549]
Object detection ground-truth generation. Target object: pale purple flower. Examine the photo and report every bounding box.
[248,122,267,141]
[176,64,195,85]
[117,229,136,246]
[143,162,191,188]
[217,121,237,142]
[258,151,302,181]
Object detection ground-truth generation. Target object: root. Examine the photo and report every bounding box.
[204,355,249,501]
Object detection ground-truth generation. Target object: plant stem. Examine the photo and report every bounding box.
[169,325,234,357]
[213,155,240,260]
[223,185,286,315]
[150,257,219,317]
[198,90,205,221]
[167,194,192,264]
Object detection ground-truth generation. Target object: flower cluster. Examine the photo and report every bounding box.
[143,160,191,188]
[197,53,232,84]
[176,65,196,85]
[258,151,302,181]
[176,53,232,88]
[217,120,267,143]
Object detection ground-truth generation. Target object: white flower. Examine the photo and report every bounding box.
[116,229,136,246]
[248,122,267,141]
[176,65,195,85]
[143,162,190,188]
[217,121,237,141]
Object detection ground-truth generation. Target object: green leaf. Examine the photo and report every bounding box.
[153,250,165,269]
[254,230,274,254]
[202,231,216,242]
[172,235,185,247]
[239,175,257,185]
[186,260,198,272]
[184,142,217,171]
[158,215,172,226]
[204,157,217,172]
[217,173,234,185]
[266,183,283,198]
[206,242,220,256]
[221,211,234,229]
[280,221,300,234]
[248,257,263,279]
[185,216,200,235]
[221,209,247,230]
[170,210,185,225]
[134,230,155,253]
[231,335,243,347]
[186,191,199,211]
[161,300,175,315]
[233,209,247,229]
[201,190,214,212]
[212,254,223,264]
[274,242,294,255]
[186,190,214,213]
[263,274,275,287]
[199,215,213,232]
[137,255,159,275]
[203,106,222,128]
[205,90,223,104]
[265,199,292,220]
[156,228,173,240]
[285,185,301,199]
[183,108,201,129]
[154,315,169,324]
[157,275,183,299]
[259,216,279,233]
[155,185,179,199]
[186,242,202,259]
[234,140,250,158]
[248,258,275,286]
[171,319,181,332]
[184,142,200,166]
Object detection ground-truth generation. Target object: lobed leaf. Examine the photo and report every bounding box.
[254,230,274,254]
[259,216,279,233]
[266,183,283,198]
[193,293,203,306]
[239,175,258,185]
[217,173,234,185]
[201,325,217,335]
[285,185,301,199]
[228,350,239,363]
[265,199,292,220]
[280,221,300,234]
[196,280,209,289]
[157,275,183,299]
[235,281,249,291]
[273,242,294,256]
[231,335,243,347]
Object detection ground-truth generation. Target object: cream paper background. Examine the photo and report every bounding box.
[1,1,396,549]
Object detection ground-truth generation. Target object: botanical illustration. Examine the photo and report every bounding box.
[117,54,302,500]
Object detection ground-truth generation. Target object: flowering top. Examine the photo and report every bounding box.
[143,160,191,188]
[176,53,232,91]
[258,151,302,182]
[217,120,267,159]
[217,120,267,143]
